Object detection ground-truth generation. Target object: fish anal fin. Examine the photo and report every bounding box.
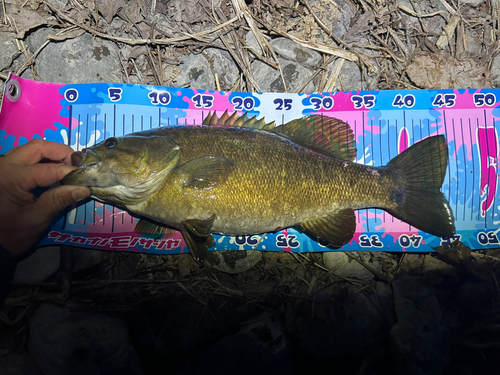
[299,209,356,248]
[182,215,216,263]
[134,219,167,239]
[176,156,235,189]
[273,115,357,161]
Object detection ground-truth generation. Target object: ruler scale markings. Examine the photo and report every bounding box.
[476,118,481,222]
[451,117,459,220]
[460,118,466,222]
[468,118,474,221]
[112,105,116,234]
[362,111,369,232]
[93,113,98,226]
[494,116,499,224]
[484,109,489,229]
[158,107,161,128]
[62,105,74,231]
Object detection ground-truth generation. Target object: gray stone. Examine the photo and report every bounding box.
[246,31,263,58]
[204,48,239,90]
[174,53,215,90]
[336,60,364,92]
[331,1,356,39]
[72,247,111,273]
[491,53,500,87]
[0,31,19,71]
[30,304,143,375]
[459,0,483,5]
[25,29,123,84]
[322,251,374,280]
[390,274,450,375]
[13,246,60,283]
[171,312,292,375]
[270,37,321,67]
[45,0,68,8]
[0,351,43,375]
[251,58,315,93]
[205,250,262,274]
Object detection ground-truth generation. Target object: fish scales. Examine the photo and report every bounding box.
[140,126,394,234]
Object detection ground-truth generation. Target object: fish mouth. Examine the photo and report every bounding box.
[61,151,102,186]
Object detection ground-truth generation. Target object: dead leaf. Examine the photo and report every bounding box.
[96,0,126,24]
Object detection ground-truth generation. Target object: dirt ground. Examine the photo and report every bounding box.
[2,0,500,374]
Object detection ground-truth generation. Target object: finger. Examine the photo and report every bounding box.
[33,185,91,220]
[3,139,75,165]
[21,163,77,191]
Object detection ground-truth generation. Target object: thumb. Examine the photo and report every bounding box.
[35,186,91,219]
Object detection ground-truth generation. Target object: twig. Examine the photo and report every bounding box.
[44,1,240,46]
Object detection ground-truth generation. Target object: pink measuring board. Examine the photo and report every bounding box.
[0,74,498,254]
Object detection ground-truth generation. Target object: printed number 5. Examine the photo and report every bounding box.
[108,88,122,102]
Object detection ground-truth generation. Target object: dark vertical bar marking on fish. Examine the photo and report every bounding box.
[484,109,489,229]
[62,105,74,231]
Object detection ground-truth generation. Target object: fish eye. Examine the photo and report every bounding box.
[105,138,118,148]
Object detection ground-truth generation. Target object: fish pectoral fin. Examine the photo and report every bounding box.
[299,209,356,247]
[182,215,216,263]
[134,219,168,239]
[176,157,235,189]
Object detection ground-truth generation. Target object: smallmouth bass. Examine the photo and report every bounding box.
[62,112,456,262]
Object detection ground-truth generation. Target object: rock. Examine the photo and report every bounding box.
[330,0,356,39]
[459,0,483,5]
[205,250,262,274]
[335,60,365,92]
[25,29,123,84]
[72,247,111,274]
[390,274,450,375]
[406,52,490,89]
[30,304,143,375]
[490,53,500,87]
[174,53,215,90]
[171,313,292,375]
[322,251,374,280]
[269,37,321,67]
[246,31,263,58]
[0,351,43,375]
[204,48,239,90]
[13,246,60,283]
[251,58,315,93]
[0,31,19,71]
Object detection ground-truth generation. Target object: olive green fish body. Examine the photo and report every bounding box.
[63,113,456,262]
[135,126,394,235]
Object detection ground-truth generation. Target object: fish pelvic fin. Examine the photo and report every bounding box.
[182,214,216,263]
[386,135,456,238]
[298,208,356,247]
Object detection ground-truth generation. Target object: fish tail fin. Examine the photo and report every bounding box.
[386,135,456,238]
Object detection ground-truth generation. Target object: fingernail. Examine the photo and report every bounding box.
[71,188,89,202]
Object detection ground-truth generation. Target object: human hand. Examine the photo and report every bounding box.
[0,139,90,259]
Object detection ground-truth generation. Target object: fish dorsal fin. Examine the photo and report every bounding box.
[298,209,356,248]
[272,115,357,161]
[203,110,275,131]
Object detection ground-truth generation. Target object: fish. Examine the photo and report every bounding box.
[62,112,456,262]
